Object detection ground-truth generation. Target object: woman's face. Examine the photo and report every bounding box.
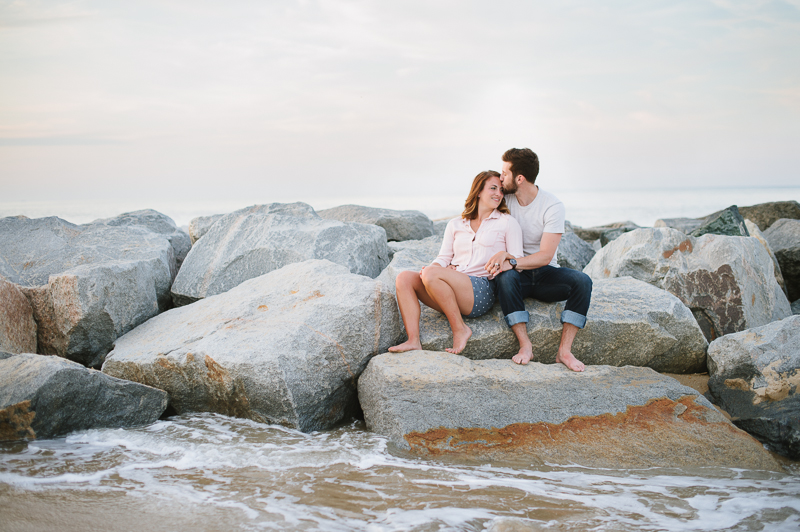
[478,176,503,210]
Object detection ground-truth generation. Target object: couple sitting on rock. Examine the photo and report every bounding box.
[389,148,592,372]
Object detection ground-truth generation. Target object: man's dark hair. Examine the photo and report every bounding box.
[502,148,539,184]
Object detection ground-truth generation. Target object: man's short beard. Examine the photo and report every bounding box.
[502,179,517,194]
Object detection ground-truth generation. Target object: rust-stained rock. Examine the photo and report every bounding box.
[358,351,781,471]
[0,276,36,354]
[103,260,401,432]
[707,315,800,459]
[584,228,791,341]
[0,353,167,441]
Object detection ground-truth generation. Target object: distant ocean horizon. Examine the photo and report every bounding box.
[2,186,798,230]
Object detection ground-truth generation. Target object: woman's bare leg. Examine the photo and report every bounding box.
[420,267,475,354]
[389,270,441,352]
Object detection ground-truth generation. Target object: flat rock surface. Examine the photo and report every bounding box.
[764,218,800,302]
[104,260,401,432]
[0,276,36,354]
[417,276,708,374]
[707,315,800,459]
[584,228,791,341]
[317,204,434,242]
[358,351,780,470]
[171,203,389,305]
[0,215,175,366]
[0,353,167,441]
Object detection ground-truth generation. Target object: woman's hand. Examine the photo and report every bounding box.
[485,251,511,277]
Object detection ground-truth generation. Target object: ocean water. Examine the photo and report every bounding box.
[2,415,799,531]
[1,187,798,229]
[2,187,800,530]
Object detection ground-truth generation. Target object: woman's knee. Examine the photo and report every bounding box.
[395,270,419,290]
[419,266,442,285]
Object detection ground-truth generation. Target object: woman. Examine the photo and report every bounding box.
[389,170,523,354]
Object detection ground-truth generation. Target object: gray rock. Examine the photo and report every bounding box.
[415,276,707,373]
[91,209,192,272]
[358,352,780,470]
[432,219,449,239]
[0,216,175,367]
[573,221,639,245]
[170,203,390,306]
[654,217,704,234]
[0,353,167,441]
[691,205,749,238]
[0,276,36,354]
[556,232,596,270]
[792,299,800,315]
[584,228,791,341]
[706,315,800,459]
[745,219,788,298]
[0,351,16,360]
[104,260,402,432]
[764,218,800,302]
[188,213,225,244]
[317,204,434,242]
[737,200,800,231]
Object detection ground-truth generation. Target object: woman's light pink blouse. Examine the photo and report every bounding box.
[432,210,524,278]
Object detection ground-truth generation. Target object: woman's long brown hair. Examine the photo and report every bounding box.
[461,170,509,220]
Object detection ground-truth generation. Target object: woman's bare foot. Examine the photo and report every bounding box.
[556,348,585,372]
[388,340,422,353]
[512,346,534,365]
[445,326,472,354]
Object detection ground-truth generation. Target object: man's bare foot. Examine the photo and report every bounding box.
[445,326,472,354]
[556,349,585,372]
[512,347,534,365]
[388,340,422,353]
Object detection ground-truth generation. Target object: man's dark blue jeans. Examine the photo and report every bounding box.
[494,266,592,329]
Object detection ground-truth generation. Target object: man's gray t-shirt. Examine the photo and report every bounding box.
[505,187,565,268]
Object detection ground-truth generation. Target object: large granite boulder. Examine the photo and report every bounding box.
[556,232,595,270]
[691,205,749,238]
[0,353,167,441]
[654,217,704,234]
[317,204,434,242]
[0,216,175,367]
[584,228,791,341]
[104,260,401,432]
[414,276,707,373]
[171,203,390,306]
[378,235,441,292]
[0,276,36,354]
[745,219,787,298]
[91,209,192,272]
[737,200,800,231]
[358,352,780,470]
[706,315,800,459]
[188,213,225,244]
[764,218,800,302]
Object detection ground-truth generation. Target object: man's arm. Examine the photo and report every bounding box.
[485,232,562,276]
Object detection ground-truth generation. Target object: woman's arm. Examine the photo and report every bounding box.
[431,218,456,268]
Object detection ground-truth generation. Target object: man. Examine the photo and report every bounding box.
[485,148,592,372]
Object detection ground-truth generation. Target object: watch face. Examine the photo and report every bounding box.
[510,259,517,268]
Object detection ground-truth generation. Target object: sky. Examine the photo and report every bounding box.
[1,0,799,213]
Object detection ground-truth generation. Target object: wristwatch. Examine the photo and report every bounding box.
[509,259,518,270]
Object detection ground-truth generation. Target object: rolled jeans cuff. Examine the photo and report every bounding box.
[561,310,587,329]
[504,310,529,327]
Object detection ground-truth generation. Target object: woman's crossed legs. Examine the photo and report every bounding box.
[388,266,475,354]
